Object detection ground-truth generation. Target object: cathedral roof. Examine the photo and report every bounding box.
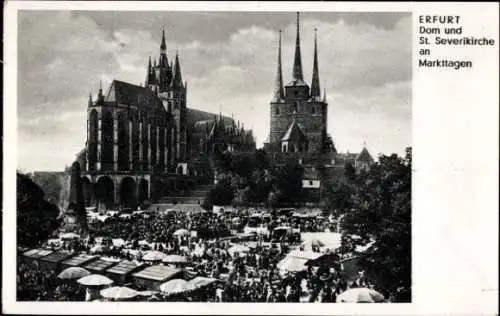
[356,147,374,163]
[281,120,307,142]
[104,80,160,109]
[187,108,232,127]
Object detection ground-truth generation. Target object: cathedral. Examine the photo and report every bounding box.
[77,28,255,210]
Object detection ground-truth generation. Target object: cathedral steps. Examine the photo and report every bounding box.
[156,184,212,205]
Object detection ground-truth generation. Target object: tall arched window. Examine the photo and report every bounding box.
[101,111,114,170]
[141,114,149,171]
[117,112,129,171]
[88,110,98,170]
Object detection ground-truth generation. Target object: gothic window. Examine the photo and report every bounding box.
[282,144,287,153]
[100,111,114,169]
[311,106,316,114]
[117,112,129,171]
[88,110,98,170]
[275,107,280,115]
[289,144,296,153]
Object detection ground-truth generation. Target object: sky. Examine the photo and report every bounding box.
[17,11,411,172]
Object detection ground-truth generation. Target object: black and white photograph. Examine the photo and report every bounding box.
[3,2,498,314]
[14,9,412,303]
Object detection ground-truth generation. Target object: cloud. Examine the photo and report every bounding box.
[17,11,411,171]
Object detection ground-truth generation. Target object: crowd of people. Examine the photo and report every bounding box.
[17,262,85,301]
[18,207,383,302]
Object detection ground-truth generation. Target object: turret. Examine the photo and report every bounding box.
[97,80,104,105]
[145,56,153,87]
[310,28,321,99]
[285,12,309,97]
[171,51,183,91]
[273,30,284,102]
[292,12,304,83]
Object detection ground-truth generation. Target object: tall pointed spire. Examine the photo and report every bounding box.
[172,50,183,89]
[273,30,284,102]
[310,28,321,98]
[98,80,103,97]
[292,12,304,82]
[160,26,167,52]
[323,80,327,102]
[145,56,152,86]
[88,92,93,106]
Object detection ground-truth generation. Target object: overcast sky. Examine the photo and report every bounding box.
[17,11,411,172]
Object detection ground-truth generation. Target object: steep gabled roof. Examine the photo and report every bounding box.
[104,80,160,109]
[356,147,374,163]
[281,120,307,142]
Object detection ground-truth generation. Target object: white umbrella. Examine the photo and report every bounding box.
[60,232,80,240]
[162,255,187,264]
[112,238,126,247]
[336,288,385,303]
[142,250,167,261]
[58,267,91,280]
[159,279,193,295]
[173,229,189,236]
[100,286,140,300]
[90,245,107,254]
[188,277,219,289]
[77,274,114,287]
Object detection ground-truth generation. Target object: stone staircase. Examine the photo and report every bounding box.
[156,184,212,205]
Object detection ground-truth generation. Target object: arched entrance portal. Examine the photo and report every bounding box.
[95,176,114,210]
[120,177,137,209]
[138,179,149,204]
[81,177,93,207]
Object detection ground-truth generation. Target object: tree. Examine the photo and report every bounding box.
[17,172,61,247]
[207,175,234,206]
[344,161,356,182]
[272,163,304,203]
[331,148,412,301]
[322,180,354,218]
[253,149,270,170]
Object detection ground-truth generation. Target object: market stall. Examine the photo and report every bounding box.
[132,265,183,290]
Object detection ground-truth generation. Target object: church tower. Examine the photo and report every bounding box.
[266,12,330,154]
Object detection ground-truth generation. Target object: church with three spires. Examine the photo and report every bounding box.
[264,12,334,156]
[265,13,374,195]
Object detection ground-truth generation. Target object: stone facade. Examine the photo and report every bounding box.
[265,13,331,156]
[78,27,254,210]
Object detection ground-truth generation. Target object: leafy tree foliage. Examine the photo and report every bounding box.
[206,150,304,207]
[271,163,305,204]
[206,173,235,206]
[17,173,61,247]
[324,147,412,302]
